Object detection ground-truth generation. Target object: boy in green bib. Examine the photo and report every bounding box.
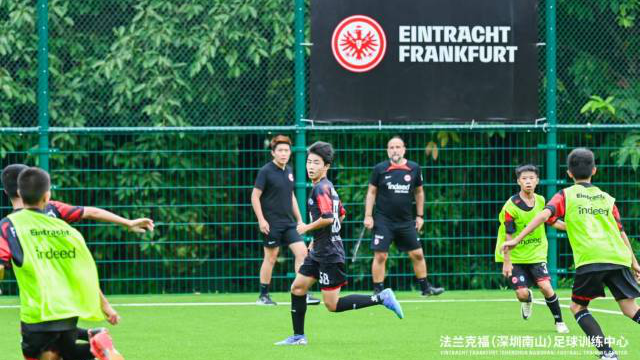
[7,167,124,360]
[495,165,569,333]
[1,163,156,359]
[503,148,640,360]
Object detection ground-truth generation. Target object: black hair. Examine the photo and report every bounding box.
[307,141,334,165]
[1,164,29,199]
[17,167,51,206]
[515,164,539,179]
[567,147,595,180]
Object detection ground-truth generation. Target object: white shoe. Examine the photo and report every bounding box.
[600,350,619,360]
[521,289,533,320]
[555,322,569,333]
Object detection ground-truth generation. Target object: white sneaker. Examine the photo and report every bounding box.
[521,289,533,320]
[600,350,619,360]
[555,322,569,333]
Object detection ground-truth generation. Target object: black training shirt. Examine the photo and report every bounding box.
[254,161,296,224]
[308,178,346,263]
[370,160,423,222]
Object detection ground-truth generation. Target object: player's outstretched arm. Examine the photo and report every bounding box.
[83,207,154,233]
[502,209,552,252]
[551,220,566,231]
[99,290,121,325]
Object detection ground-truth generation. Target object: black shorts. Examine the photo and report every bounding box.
[509,263,551,290]
[572,268,640,306]
[21,328,91,359]
[298,256,348,291]
[370,218,421,252]
[263,222,303,248]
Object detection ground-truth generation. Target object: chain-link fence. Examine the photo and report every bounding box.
[557,0,640,123]
[2,1,638,127]
[2,0,297,127]
[0,129,638,295]
[1,1,639,295]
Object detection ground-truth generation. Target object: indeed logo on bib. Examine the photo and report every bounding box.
[35,247,77,260]
[386,182,410,194]
[578,206,609,216]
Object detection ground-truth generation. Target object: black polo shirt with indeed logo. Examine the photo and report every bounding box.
[370,160,423,223]
[254,161,296,224]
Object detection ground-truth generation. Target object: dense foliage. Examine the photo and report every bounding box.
[0,1,638,294]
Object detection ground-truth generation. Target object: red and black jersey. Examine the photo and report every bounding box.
[544,183,623,231]
[307,178,346,264]
[0,201,84,267]
[370,160,423,222]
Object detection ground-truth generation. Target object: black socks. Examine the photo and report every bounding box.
[335,294,381,312]
[291,294,307,335]
[544,294,563,323]
[574,309,612,353]
[260,283,269,296]
[417,277,428,293]
[373,282,384,294]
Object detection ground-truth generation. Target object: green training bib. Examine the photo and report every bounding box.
[8,210,103,324]
[564,184,631,269]
[495,194,548,264]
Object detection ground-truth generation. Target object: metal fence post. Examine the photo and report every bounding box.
[36,0,50,171]
[294,0,307,219]
[545,0,559,288]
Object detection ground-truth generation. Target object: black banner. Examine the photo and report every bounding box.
[310,0,539,123]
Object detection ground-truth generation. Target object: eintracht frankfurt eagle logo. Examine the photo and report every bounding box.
[332,15,386,73]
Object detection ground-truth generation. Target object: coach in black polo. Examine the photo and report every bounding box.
[364,136,444,296]
[251,135,320,306]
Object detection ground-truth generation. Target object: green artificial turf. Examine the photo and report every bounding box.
[0,290,637,359]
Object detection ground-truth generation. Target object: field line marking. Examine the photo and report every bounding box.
[532,300,623,315]
[0,297,626,316]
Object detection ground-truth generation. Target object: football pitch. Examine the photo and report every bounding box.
[1,290,637,359]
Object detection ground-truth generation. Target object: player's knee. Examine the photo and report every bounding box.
[409,251,424,262]
[264,253,278,265]
[570,302,586,314]
[515,288,529,301]
[374,252,388,263]
[40,350,61,360]
[324,300,338,312]
[290,282,307,296]
[294,249,308,260]
[537,282,554,297]
[620,303,639,318]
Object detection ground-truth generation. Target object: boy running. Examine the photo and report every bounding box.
[503,149,640,360]
[275,142,404,346]
[495,164,569,333]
